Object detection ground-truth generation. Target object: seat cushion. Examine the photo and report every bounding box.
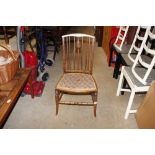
[124,67,155,87]
[121,53,137,66]
[113,44,131,54]
[121,53,153,66]
[56,73,97,93]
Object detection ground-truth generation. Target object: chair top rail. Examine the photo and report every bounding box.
[62,33,95,39]
[121,27,127,31]
[141,26,147,29]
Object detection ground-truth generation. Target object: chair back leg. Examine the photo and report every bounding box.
[116,67,124,96]
[92,92,97,117]
[113,53,122,79]
[109,45,115,66]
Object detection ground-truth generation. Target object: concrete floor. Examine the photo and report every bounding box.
[3,26,145,128]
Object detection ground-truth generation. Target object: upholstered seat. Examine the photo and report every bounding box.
[113,44,131,54]
[121,53,152,66]
[124,67,155,87]
[56,73,97,93]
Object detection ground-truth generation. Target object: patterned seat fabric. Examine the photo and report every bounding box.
[121,53,152,66]
[56,73,97,93]
[124,67,155,87]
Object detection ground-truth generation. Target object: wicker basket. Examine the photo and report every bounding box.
[0,44,20,85]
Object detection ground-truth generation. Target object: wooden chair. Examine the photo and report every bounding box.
[55,33,98,116]
[116,26,155,119]
[0,26,16,44]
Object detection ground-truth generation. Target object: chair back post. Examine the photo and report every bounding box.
[90,37,95,74]
[62,36,66,73]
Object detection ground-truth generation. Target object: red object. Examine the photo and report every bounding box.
[23,51,45,96]
[24,81,45,96]
[111,26,119,41]
[20,26,25,32]
[23,51,38,81]
[107,26,119,66]
[23,51,38,67]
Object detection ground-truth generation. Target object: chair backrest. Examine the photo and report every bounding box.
[127,26,148,63]
[114,26,129,51]
[62,33,95,74]
[132,26,155,85]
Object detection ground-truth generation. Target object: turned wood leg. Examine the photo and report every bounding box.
[94,104,97,117]
[92,92,97,117]
[55,89,59,115]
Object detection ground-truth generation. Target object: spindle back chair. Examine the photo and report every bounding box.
[55,33,98,116]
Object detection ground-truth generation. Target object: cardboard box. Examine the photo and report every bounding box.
[136,81,155,129]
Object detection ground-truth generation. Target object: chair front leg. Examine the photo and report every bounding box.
[116,67,124,96]
[92,92,98,117]
[121,77,127,95]
[124,90,135,120]
[113,53,121,79]
[55,89,60,115]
